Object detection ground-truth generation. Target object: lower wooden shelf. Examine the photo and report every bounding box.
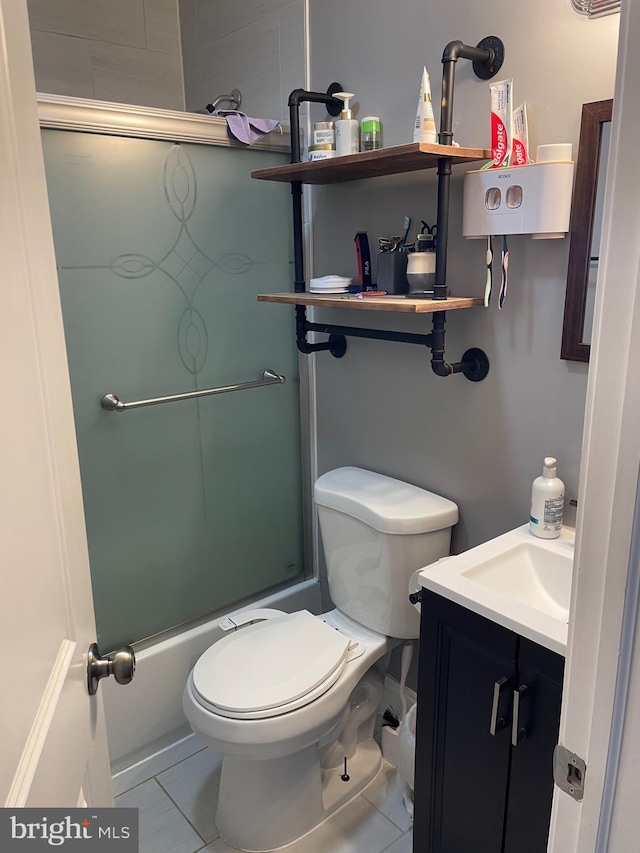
[257,292,484,314]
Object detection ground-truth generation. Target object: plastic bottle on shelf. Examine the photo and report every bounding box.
[313,121,335,147]
[530,457,565,539]
[361,116,382,151]
[413,67,437,144]
[334,92,359,156]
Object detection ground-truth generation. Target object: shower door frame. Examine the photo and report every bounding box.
[37,93,319,640]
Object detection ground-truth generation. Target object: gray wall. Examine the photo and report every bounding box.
[308,0,619,556]
[179,0,305,121]
[27,0,184,110]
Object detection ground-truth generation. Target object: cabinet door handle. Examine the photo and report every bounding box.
[512,684,529,746]
[489,676,512,736]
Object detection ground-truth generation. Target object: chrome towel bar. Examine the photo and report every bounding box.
[101,369,286,413]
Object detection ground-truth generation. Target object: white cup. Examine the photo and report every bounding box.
[536,143,573,163]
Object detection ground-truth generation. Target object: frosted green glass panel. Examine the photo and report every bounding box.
[42,130,303,651]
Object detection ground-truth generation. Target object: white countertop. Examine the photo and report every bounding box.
[417,523,575,656]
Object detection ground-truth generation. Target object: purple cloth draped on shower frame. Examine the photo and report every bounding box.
[213,110,280,144]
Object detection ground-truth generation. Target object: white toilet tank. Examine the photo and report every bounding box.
[314,467,458,639]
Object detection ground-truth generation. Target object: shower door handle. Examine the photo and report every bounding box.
[87,643,136,695]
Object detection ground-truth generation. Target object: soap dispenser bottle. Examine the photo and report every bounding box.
[334,92,359,156]
[530,456,565,539]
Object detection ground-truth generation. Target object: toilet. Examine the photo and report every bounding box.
[183,467,458,852]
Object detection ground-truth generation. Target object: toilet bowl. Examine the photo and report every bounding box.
[184,608,389,759]
[183,608,391,851]
[183,467,458,851]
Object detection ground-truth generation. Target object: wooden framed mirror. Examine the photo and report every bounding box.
[561,99,613,362]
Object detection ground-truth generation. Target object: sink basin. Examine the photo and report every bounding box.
[418,524,575,655]
[462,541,571,621]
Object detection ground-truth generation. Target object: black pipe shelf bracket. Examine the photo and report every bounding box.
[276,38,503,382]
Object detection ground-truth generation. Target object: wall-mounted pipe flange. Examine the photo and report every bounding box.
[461,348,490,382]
[473,36,505,80]
[326,83,345,116]
[328,334,347,358]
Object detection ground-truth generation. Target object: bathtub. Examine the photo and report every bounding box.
[103,579,324,774]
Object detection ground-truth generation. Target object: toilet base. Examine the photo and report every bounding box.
[216,738,382,852]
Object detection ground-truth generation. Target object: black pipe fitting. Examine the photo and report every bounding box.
[429,39,504,301]
[442,39,494,66]
[429,313,480,378]
[288,85,343,295]
[287,88,309,108]
[431,347,490,381]
[431,355,473,379]
[429,312,448,375]
[295,308,347,357]
[287,86,343,111]
[288,85,343,163]
[442,40,466,62]
[439,36,505,143]
[431,360,455,378]
[296,338,342,356]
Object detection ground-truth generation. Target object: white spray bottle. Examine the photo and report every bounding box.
[334,92,359,156]
[530,457,565,539]
[413,67,437,144]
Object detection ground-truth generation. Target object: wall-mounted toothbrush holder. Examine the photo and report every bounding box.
[462,159,575,239]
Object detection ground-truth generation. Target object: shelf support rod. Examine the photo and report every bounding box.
[429,312,488,380]
[431,35,505,304]
[305,319,433,349]
[422,36,503,378]
[288,85,343,293]
[296,311,488,381]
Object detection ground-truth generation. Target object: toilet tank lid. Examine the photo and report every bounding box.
[314,467,458,535]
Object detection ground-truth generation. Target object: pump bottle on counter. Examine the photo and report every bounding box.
[530,456,565,539]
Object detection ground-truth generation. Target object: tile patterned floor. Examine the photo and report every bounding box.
[114,735,413,853]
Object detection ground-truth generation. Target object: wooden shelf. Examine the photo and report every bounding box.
[257,292,484,314]
[251,142,491,185]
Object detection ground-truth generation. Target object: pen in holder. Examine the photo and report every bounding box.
[377,252,408,295]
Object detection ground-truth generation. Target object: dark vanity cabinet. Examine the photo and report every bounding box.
[413,590,564,853]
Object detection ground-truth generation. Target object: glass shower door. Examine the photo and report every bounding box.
[42,129,304,651]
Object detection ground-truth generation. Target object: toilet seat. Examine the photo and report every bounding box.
[192,611,358,720]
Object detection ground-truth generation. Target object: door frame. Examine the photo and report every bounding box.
[548,0,640,849]
[0,0,112,806]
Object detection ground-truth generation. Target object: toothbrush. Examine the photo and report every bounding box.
[399,215,411,250]
[499,235,509,309]
[484,236,493,307]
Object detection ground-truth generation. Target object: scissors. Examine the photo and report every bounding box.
[418,221,437,252]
